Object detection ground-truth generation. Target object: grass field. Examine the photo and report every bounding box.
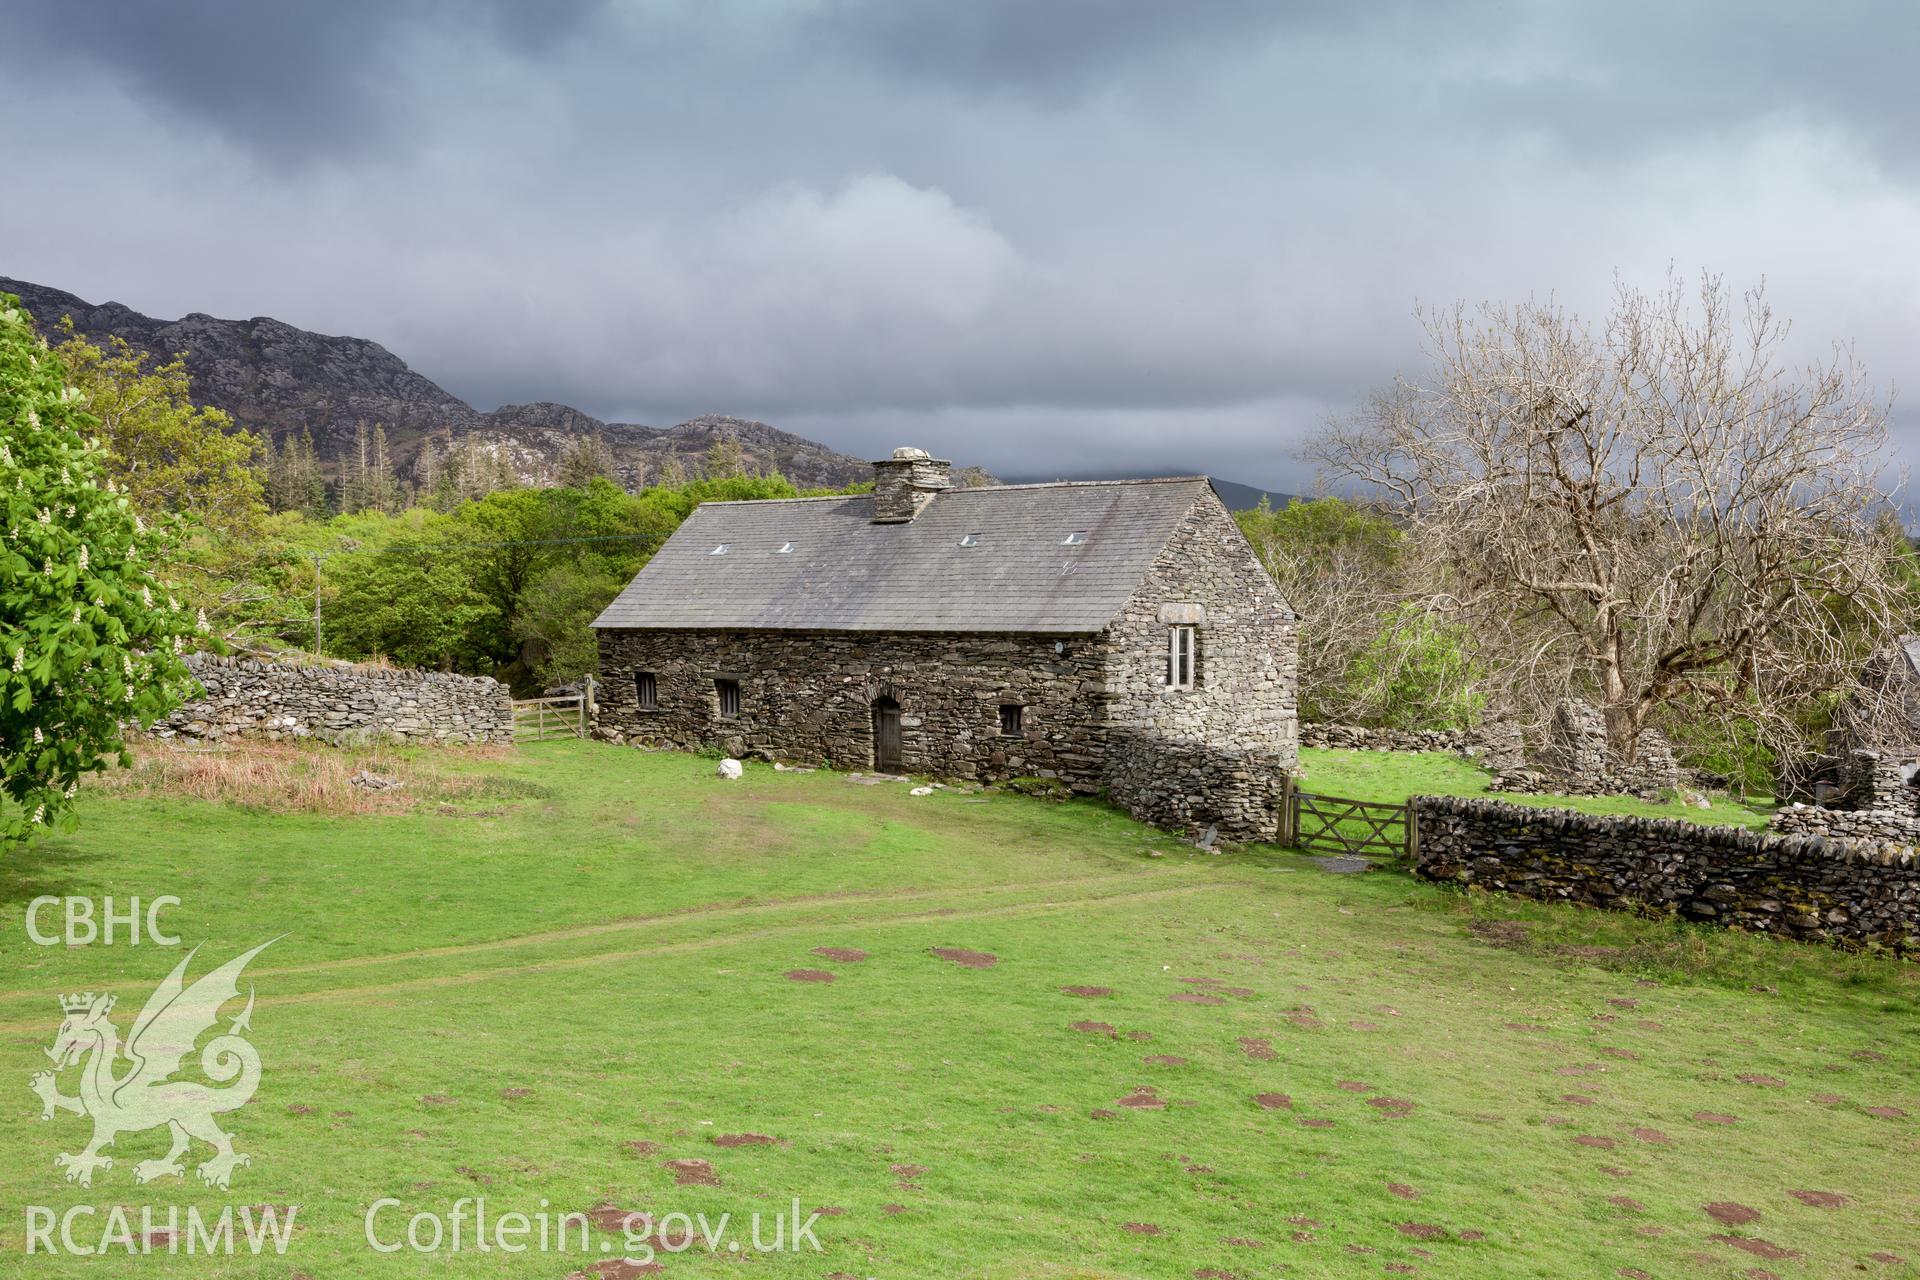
[0,741,1914,1278]
[1297,748,1775,828]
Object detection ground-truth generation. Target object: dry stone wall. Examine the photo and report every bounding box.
[1300,722,1528,773]
[154,652,512,745]
[1302,723,1475,752]
[1768,803,1920,844]
[1413,794,1920,951]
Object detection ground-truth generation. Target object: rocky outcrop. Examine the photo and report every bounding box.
[3,276,473,460]
[153,653,511,745]
[1,278,928,493]
[1413,794,1920,951]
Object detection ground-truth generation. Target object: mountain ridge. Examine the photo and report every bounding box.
[1,276,1289,504]
[0,276,879,490]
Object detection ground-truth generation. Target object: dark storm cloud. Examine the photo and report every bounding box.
[1,1,1915,491]
[798,0,1339,94]
[2,0,606,161]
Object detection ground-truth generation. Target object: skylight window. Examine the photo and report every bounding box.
[710,544,730,555]
[776,542,796,554]
[1062,531,1088,546]
[960,534,981,548]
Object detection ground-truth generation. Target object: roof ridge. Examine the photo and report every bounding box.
[953,476,1208,492]
[693,476,1207,508]
[694,493,858,507]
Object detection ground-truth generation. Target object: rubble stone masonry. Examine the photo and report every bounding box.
[154,652,512,744]
[1414,794,1919,951]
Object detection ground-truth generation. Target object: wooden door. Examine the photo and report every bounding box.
[872,697,903,773]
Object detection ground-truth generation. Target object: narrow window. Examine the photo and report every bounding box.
[715,678,741,719]
[1167,626,1196,691]
[635,671,657,710]
[999,704,1023,736]
[1062,530,1087,546]
[710,543,730,556]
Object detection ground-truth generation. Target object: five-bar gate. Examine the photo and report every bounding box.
[512,694,587,742]
[1281,779,1416,858]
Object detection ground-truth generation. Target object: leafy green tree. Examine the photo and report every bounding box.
[1342,604,1485,730]
[511,562,628,686]
[322,529,496,670]
[1,295,199,842]
[49,326,316,649]
[52,324,266,531]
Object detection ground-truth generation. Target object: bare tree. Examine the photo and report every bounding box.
[1311,272,1913,763]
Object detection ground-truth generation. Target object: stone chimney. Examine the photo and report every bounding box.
[871,446,952,523]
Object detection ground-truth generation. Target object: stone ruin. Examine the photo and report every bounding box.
[1492,698,1682,800]
[1302,698,1680,801]
[1771,748,1920,845]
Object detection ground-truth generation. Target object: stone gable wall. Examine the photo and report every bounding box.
[1413,794,1920,950]
[154,652,511,744]
[595,628,1110,786]
[1104,487,1298,758]
[1101,488,1298,838]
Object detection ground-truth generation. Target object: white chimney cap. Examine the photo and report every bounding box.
[890,446,931,460]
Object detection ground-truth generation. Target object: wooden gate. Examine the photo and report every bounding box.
[872,697,902,772]
[513,694,586,743]
[1284,782,1416,858]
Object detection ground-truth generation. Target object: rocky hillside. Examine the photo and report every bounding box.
[0,276,880,490]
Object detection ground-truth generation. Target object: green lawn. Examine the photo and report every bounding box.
[1298,748,1775,829]
[1,741,1913,1278]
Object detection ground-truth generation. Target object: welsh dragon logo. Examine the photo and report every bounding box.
[29,941,275,1189]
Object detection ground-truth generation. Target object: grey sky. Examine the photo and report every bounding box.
[3,0,1916,491]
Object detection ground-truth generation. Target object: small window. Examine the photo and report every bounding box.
[959,534,981,548]
[1167,625,1196,691]
[1062,531,1087,546]
[635,671,657,710]
[776,542,796,554]
[715,678,741,719]
[710,543,730,556]
[999,704,1023,736]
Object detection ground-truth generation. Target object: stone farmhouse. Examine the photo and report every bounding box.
[592,448,1299,838]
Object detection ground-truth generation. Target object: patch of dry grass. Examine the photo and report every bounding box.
[97,740,510,815]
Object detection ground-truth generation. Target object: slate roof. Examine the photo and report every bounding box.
[592,477,1213,633]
